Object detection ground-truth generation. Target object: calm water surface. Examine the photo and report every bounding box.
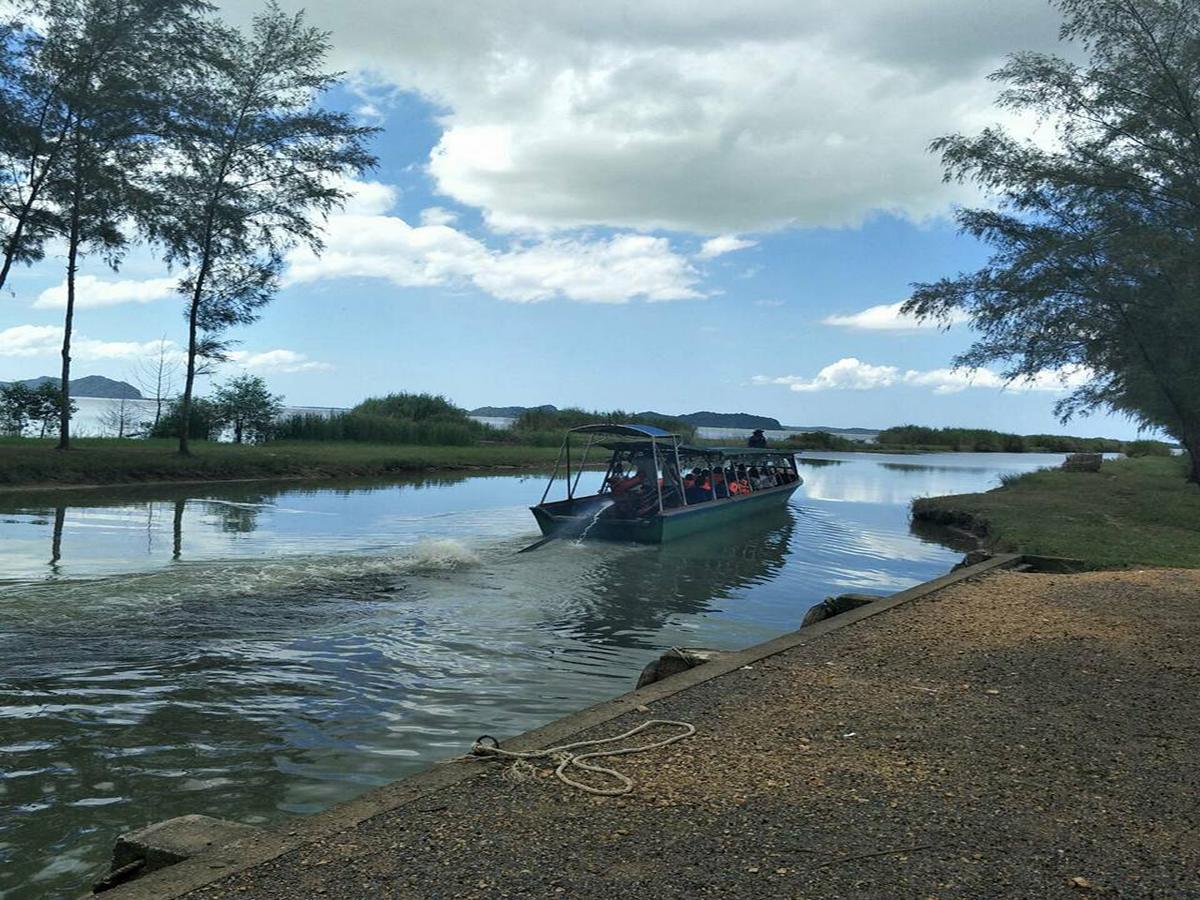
[0,452,1066,898]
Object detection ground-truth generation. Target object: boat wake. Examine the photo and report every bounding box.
[0,538,484,618]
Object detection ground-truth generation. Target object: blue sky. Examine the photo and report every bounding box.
[0,0,1150,437]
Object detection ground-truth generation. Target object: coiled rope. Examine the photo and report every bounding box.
[470,719,695,796]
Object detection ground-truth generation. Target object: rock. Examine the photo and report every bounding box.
[952,549,993,571]
[800,593,879,628]
[1062,453,1102,472]
[95,814,264,893]
[636,648,723,689]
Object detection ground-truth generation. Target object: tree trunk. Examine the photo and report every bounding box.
[153,353,165,429]
[1183,429,1200,485]
[0,167,52,295]
[234,420,243,444]
[179,299,199,456]
[57,182,83,452]
[0,217,29,295]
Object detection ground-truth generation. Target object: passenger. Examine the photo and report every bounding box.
[712,468,730,499]
[748,429,768,448]
[729,465,749,495]
[608,463,643,495]
[660,466,683,508]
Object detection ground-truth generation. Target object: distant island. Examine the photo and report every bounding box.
[472,405,803,431]
[468,404,885,436]
[0,375,142,400]
[658,410,784,430]
[783,424,880,436]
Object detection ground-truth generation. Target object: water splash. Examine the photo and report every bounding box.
[403,538,480,572]
[574,500,614,545]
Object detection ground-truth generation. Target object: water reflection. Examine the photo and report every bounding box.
[550,508,795,648]
[50,506,65,574]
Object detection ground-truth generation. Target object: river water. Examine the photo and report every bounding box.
[0,452,1068,898]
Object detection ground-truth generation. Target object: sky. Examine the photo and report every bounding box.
[0,0,1152,437]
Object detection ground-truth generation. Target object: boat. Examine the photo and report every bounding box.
[529,424,803,544]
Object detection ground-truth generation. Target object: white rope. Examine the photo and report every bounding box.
[470,719,696,796]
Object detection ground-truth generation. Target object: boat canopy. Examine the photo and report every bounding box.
[568,423,679,439]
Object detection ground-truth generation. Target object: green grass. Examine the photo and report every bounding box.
[912,456,1200,568]
[0,437,565,488]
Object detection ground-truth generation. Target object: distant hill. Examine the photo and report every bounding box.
[468,405,881,433]
[784,425,880,436]
[0,375,142,399]
[469,404,557,418]
[674,411,783,430]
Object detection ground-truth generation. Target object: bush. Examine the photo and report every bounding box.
[273,393,500,447]
[352,393,467,422]
[784,431,858,451]
[876,424,1124,453]
[1124,439,1174,457]
[273,411,491,446]
[150,397,223,440]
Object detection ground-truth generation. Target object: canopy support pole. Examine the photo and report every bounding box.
[570,436,594,499]
[540,438,567,505]
[672,437,687,506]
[653,437,664,513]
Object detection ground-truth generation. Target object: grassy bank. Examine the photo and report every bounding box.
[0,438,565,488]
[912,456,1200,568]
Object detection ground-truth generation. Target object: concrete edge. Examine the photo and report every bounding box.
[100,551,1024,899]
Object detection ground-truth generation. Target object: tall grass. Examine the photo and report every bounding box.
[274,412,495,446]
[784,431,860,451]
[877,424,1170,454]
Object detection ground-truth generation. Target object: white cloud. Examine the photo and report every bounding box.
[754,357,901,392]
[33,275,178,310]
[901,365,1092,394]
[419,206,458,226]
[755,358,1093,395]
[74,338,181,361]
[697,235,757,260]
[337,177,398,216]
[238,0,1066,233]
[0,325,182,362]
[0,325,61,357]
[225,349,333,373]
[822,301,970,331]
[286,209,702,303]
[901,367,1004,394]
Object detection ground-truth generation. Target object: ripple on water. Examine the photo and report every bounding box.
[0,458,1034,898]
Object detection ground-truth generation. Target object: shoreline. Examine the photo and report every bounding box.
[95,553,1200,899]
[94,553,1023,899]
[911,455,1200,569]
[0,438,1107,493]
[0,463,558,496]
[0,439,572,493]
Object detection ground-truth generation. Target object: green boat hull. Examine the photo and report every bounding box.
[531,483,799,544]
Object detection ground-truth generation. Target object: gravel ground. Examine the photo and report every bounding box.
[184,568,1200,899]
